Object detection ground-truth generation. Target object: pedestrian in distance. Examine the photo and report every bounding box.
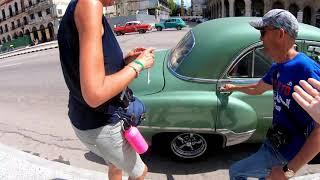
[57,0,155,180]
[222,9,320,180]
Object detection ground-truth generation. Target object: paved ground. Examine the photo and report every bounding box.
[0,143,109,180]
[0,25,319,179]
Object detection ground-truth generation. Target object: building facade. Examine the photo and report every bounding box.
[191,0,206,16]
[0,0,69,46]
[115,0,170,20]
[204,0,320,27]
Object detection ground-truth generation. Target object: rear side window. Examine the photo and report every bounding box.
[228,47,272,78]
[169,31,195,71]
[253,48,273,77]
[306,43,320,63]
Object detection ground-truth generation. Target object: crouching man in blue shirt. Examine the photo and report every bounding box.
[222,9,320,180]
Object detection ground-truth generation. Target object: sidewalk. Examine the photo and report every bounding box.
[0,143,319,180]
[0,143,110,180]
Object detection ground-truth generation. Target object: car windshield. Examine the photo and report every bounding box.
[168,31,195,71]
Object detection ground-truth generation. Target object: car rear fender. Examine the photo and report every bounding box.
[216,95,258,145]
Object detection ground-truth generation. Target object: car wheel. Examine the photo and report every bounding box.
[176,26,182,30]
[115,32,121,36]
[121,31,125,35]
[156,27,162,31]
[138,29,144,34]
[170,133,208,160]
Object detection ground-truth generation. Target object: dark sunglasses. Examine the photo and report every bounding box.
[260,28,278,37]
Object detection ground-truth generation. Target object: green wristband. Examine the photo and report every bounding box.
[133,60,145,70]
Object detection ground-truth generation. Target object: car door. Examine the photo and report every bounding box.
[125,23,135,33]
[216,45,274,145]
[165,19,174,28]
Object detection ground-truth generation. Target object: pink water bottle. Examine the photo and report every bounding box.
[124,125,149,154]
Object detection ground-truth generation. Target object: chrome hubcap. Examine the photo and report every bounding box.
[171,133,207,159]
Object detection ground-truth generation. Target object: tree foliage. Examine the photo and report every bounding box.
[167,0,177,15]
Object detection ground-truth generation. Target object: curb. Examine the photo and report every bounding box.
[0,143,109,180]
[0,41,58,59]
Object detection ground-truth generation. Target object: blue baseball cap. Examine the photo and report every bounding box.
[249,9,299,39]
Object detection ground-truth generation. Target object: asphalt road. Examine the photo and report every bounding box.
[0,27,319,180]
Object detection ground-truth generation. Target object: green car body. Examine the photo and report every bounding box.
[130,17,320,159]
[155,17,187,31]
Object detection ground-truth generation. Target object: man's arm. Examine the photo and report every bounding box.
[287,123,320,173]
[221,79,272,95]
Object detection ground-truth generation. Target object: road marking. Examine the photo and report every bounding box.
[0,63,22,68]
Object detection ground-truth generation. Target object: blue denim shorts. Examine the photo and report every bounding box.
[72,121,145,178]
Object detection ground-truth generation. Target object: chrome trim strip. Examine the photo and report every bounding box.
[138,126,255,147]
[263,116,273,119]
[216,129,256,146]
[138,126,215,133]
[168,69,219,83]
[218,78,261,84]
[304,40,320,45]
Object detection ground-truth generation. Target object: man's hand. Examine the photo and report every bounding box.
[267,166,287,180]
[293,78,320,124]
[220,84,236,92]
[125,47,146,64]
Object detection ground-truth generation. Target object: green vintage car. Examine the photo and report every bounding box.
[155,17,187,31]
[130,17,320,160]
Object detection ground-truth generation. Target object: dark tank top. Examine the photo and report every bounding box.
[58,0,125,130]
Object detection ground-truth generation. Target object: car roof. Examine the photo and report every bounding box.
[176,17,320,79]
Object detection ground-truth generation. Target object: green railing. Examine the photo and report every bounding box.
[1,36,32,52]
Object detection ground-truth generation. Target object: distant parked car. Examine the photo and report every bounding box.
[197,18,208,23]
[113,21,152,36]
[155,17,187,31]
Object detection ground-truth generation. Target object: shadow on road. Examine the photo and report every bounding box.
[83,142,320,178]
[142,143,260,175]
[83,143,261,175]
[84,152,106,165]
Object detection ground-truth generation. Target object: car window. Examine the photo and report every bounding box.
[169,31,195,71]
[228,51,253,78]
[228,47,272,78]
[253,48,273,77]
[306,43,320,63]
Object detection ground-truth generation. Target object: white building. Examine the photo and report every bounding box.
[205,0,320,28]
[191,0,206,16]
[0,0,70,45]
[115,0,170,19]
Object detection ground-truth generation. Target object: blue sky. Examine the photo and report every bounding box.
[175,0,191,8]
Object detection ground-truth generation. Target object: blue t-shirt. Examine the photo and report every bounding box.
[262,53,320,160]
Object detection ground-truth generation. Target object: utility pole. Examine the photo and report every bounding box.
[181,0,184,16]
